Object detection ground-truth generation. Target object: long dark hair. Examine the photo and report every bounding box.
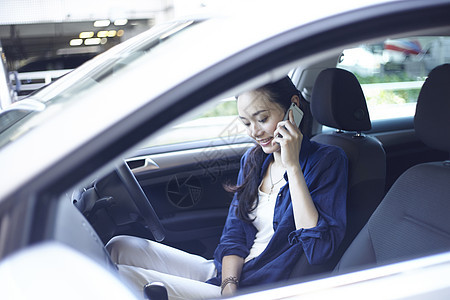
[226,76,311,222]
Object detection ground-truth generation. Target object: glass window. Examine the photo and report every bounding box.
[337,36,450,121]
[144,97,247,147]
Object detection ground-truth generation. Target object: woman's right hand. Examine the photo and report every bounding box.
[221,281,238,296]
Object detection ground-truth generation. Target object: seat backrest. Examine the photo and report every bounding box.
[312,68,386,265]
[336,64,450,273]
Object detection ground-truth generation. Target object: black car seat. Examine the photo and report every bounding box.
[289,68,386,278]
[312,68,386,264]
[335,64,450,273]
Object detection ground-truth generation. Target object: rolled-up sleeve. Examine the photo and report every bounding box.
[214,198,251,260]
[287,148,348,265]
[213,151,254,263]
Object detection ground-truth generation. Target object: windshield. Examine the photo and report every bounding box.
[0,21,198,150]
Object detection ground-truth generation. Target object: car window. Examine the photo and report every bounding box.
[144,97,247,147]
[141,71,297,147]
[337,36,450,121]
[144,71,296,147]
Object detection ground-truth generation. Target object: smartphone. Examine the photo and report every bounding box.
[283,103,304,128]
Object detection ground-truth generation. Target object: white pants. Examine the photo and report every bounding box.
[106,235,221,300]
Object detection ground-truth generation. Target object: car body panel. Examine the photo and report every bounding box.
[0,242,138,300]
[232,251,450,299]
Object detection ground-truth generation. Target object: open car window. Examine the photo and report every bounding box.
[142,97,248,148]
[337,36,450,121]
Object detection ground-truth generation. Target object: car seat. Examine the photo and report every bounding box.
[289,68,386,278]
[335,64,450,273]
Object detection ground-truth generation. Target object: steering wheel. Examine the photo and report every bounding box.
[114,163,165,242]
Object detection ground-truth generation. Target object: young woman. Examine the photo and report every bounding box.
[106,76,348,299]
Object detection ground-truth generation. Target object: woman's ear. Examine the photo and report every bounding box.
[291,95,300,107]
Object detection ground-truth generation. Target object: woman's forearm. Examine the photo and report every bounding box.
[221,255,244,296]
[287,163,318,229]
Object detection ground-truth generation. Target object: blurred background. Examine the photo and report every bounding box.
[0,0,211,99]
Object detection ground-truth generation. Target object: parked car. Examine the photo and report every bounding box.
[382,36,450,76]
[1,0,450,299]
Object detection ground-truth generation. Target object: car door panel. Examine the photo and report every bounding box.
[128,140,254,258]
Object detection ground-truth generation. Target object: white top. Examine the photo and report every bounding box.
[245,180,285,263]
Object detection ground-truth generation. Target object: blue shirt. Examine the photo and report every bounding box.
[207,136,348,288]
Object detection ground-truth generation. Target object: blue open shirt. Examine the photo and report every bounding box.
[207,136,348,288]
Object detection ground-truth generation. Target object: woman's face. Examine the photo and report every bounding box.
[237,90,285,154]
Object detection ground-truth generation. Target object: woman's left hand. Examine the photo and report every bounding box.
[272,109,303,168]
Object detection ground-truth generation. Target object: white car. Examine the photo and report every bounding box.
[1,0,450,299]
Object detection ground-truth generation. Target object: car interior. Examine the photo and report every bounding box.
[3,5,450,297]
[67,38,450,298]
[66,32,450,298]
[335,63,450,274]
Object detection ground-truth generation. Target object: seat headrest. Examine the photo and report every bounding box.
[311,68,371,132]
[415,64,450,152]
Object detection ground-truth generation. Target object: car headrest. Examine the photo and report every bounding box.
[311,68,371,132]
[414,64,450,153]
